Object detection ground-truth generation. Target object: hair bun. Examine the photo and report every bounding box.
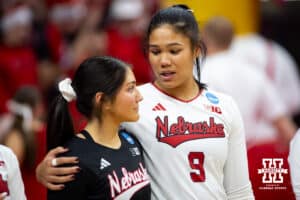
[172,4,193,12]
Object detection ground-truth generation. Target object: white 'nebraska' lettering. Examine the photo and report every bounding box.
[108,163,148,198]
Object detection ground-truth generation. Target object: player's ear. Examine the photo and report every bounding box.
[95,92,113,111]
[193,46,201,59]
[95,92,104,105]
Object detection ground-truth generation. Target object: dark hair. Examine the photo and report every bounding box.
[47,56,130,150]
[145,4,207,88]
[13,86,41,109]
[9,86,41,169]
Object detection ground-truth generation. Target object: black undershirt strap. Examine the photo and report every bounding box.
[80,130,94,142]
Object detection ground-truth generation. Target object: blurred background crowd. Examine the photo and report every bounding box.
[0,0,299,199]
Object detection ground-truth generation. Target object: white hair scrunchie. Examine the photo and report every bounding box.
[58,78,77,102]
[7,100,32,132]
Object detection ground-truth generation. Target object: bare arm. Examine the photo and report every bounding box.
[0,192,8,200]
[3,130,25,164]
[35,147,80,190]
[273,115,297,148]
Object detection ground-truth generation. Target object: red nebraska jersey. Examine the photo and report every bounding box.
[123,83,254,200]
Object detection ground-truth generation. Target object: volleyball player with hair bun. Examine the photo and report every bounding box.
[37,5,254,199]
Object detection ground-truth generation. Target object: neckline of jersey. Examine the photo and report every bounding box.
[75,130,124,151]
[150,82,203,103]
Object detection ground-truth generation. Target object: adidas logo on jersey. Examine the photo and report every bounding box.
[100,158,111,170]
[129,147,140,156]
[152,103,166,111]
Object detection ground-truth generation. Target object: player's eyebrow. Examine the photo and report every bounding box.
[149,42,184,48]
[125,80,136,85]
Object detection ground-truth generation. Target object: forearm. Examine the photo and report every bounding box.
[273,116,297,146]
[35,147,79,190]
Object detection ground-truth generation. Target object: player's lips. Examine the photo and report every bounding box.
[159,71,176,81]
[133,106,139,111]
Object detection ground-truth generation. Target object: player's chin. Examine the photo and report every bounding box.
[126,112,140,122]
[156,79,177,89]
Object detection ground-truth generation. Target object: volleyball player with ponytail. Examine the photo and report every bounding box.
[45,56,150,199]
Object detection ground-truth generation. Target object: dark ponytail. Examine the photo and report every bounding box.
[46,95,74,151]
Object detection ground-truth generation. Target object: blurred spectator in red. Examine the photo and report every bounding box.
[25,0,64,109]
[0,86,47,200]
[0,5,38,114]
[47,0,111,131]
[63,0,110,77]
[82,0,111,31]
[106,0,153,84]
[27,0,63,63]
[47,0,86,44]
[47,0,87,71]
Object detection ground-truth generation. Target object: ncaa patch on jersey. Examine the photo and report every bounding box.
[205,92,219,104]
[121,132,135,144]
